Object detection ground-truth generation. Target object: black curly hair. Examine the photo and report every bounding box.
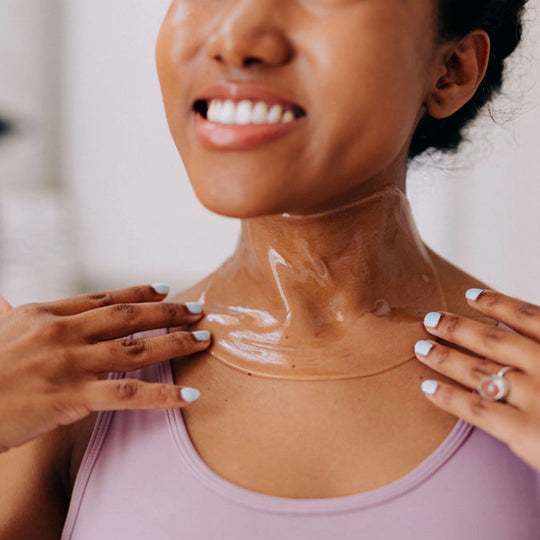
[409,0,529,159]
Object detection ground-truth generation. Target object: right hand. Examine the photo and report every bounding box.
[0,284,211,453]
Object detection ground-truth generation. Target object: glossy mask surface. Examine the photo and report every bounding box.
[194,185,448,380]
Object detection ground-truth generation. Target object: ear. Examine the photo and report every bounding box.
[426,30,491,119]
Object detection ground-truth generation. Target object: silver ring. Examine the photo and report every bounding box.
[478,366,516,402]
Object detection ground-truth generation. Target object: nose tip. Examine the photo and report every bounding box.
[205,13,293,69]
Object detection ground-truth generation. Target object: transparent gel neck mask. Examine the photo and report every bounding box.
[196,185,448,381]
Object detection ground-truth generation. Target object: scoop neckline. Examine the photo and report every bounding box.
[160,359,474,515]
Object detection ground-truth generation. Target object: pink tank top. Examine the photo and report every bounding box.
[62,325,540,539]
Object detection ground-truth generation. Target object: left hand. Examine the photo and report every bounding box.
[414,288,540,472]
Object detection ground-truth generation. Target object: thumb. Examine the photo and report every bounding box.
[0,294,13,313]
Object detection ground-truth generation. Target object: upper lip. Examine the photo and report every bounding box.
[193,81,307,115]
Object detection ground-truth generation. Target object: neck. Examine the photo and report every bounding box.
[199,184,447,380]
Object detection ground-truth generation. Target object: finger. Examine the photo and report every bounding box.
[72,301,204,342]
[0,294,13,313]
[420,379,529,449]
[414,339,534,411]
[82,330,211,373]
[38,283,171,316]
[465,289,540,342]
[83,379,201,411]
[423,311,539,373]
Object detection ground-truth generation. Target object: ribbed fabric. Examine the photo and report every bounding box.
[62,323,540,539]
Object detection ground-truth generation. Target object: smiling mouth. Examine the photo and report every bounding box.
[193,99,306,126]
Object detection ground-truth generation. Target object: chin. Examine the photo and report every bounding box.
[197,195,272,219]
[189,178,287,219]
[184,162,300,218]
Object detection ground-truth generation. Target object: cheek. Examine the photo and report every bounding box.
[157,2,207,61]
[156,10,206,174]
[303,28,427,182]
[156,18,182,119]
[155,5,208,124]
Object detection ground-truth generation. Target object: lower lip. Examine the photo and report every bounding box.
[194,113,305,150]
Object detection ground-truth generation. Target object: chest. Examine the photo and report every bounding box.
[172,354,457,498]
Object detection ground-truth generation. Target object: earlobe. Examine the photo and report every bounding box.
[425,30,491,120]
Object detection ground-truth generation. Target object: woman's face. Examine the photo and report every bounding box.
[156,0,440,217]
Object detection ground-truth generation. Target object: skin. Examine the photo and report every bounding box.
[156,0,487,217]
[417,291,540,472]
[155,0,540,496]
[183,185,452,380]
[0,0,538,535]
[0,286,211,537]
[0,285,210,453]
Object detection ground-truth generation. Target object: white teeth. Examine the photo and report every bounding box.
[207,101,217,121]
[267,104,283,124]
[252,102,268,124]
[205,99,298,125]
[220,100,236,124]
[281,110,295,123]
[235,100,253,125]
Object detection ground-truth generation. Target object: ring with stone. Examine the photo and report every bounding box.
[478,366,517,402]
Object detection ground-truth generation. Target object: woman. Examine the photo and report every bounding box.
[0,0,538,538]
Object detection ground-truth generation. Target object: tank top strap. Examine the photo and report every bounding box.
[62,327,169,538]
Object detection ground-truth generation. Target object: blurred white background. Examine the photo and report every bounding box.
[0,0,539,306]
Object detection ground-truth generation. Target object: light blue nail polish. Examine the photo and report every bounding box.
[185,302,203,314]
[181,387,201,402]
[421,380,439,395]
[466,288,484,301]
[193,330,211,342]
[415,340,434,356]
[424,312,442,328]
[151,283,169,295]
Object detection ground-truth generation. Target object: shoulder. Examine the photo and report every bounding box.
[425,244,497,326]
[169,273,216,305]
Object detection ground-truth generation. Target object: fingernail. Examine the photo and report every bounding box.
[193,330,211,342]
[421,380,439,395]
[466,288,484,301]
[424,312,442,328]
[181,387,201,402]
[151,283,170,295]
[185,302,203,314]
[415,340,434,356]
